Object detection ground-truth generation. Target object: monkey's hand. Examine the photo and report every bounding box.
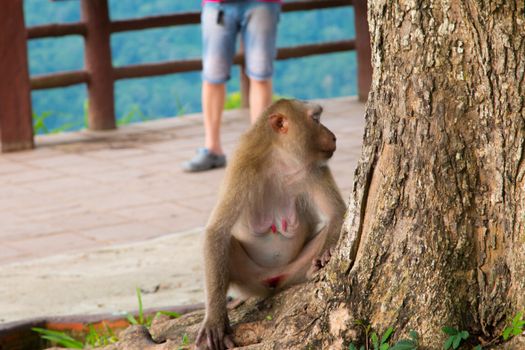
[196,316,235,350]
[309,246,335,276]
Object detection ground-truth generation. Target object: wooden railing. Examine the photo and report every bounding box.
[0,0,371,152]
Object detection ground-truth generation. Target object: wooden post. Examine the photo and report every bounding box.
[239,40,250,109]
[81,0,116,130]
[0,0,34,152]
[353,0,372,102]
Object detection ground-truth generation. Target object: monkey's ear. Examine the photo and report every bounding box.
[269,114,289,134]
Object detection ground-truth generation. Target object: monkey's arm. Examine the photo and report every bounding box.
[197,185,246,350]
[310,167,346,249]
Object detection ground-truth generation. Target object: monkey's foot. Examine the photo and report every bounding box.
[311,247,335,273]
[196,319,235,350]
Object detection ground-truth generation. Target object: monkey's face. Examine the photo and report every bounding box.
[289,101,336,162]
[305,103,337,160]
[267,99,337,164]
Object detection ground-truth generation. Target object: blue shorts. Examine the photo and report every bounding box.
[201,1,281,84]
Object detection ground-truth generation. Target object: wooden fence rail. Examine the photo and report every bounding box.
[0,0,371,152]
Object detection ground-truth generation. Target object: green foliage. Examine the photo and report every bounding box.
[390,330,419,350]
[126,287,181,328]
[33,111,81,134]
[442,327,469,350]
[349,343,361,350]
[31,328,84,349]
[33,111,52,134]
[349,323,412,350]
[502,311,525,341]
[126,287,147,326]
[224,92,291,111]
[33,286,182,348]
[370,326,394,350]
[117,105,147,126]
[225,92,242,110]
[32,323,118,349]
[174,92,189,116]
[84,323,118,347]
[156,310,182,318]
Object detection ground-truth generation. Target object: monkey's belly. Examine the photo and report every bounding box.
[234,226,309,268]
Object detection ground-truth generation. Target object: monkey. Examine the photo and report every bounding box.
[196,99,346,350]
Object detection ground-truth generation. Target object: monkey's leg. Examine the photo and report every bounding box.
[231,230,329,293]
[229,238,275,297]
[275,228,331,289]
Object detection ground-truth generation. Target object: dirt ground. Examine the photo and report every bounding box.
[0,228,204,324]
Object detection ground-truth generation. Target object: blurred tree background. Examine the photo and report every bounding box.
[25,0,356,134]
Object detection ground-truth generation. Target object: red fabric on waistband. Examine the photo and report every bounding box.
[203,0,282,3]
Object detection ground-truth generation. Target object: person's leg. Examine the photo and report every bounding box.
[202,81,226,155]
[249,78,272,124]
[242,2,280,123]
[183,3,238,172]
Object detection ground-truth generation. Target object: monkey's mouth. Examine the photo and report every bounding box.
[322,150,334,159]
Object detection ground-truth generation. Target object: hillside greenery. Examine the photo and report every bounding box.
[24,0,356,134]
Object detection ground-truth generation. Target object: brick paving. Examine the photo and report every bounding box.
[0,97,365,265]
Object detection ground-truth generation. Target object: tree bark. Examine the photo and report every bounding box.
[91,1,525,349]
[314,0,525,347]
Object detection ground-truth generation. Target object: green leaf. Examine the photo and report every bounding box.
[32,328,84,349]
[349,343,358,350]
[443,336,454,350]
[380,343,390,350]
[182,333,189,345]
[512,312,523,325]
[41,335,84,349]
[382,327,394,344]
[390,340,416,350]
[460,330,469,340]
[146,315,154,328]
[473,345,482,350]
[126,313,139,325]
[360,346,365,350]
[512,327,523,336]
[157,311,182,318]
[442,326,459,336]
[409,330,418,341]
[371,332,379,349]
[136,287,144,325]
[453,335,462,349]
[502,326,513,340]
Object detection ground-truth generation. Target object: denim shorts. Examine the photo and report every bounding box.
[201,1,281,83]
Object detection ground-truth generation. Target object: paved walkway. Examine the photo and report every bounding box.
[0,96,365,266]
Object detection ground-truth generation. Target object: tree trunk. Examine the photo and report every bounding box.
[93,1,525,349]
[335,0,525,344]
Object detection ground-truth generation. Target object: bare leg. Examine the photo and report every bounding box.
[202,81,226,155]
[249,78,273,124]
